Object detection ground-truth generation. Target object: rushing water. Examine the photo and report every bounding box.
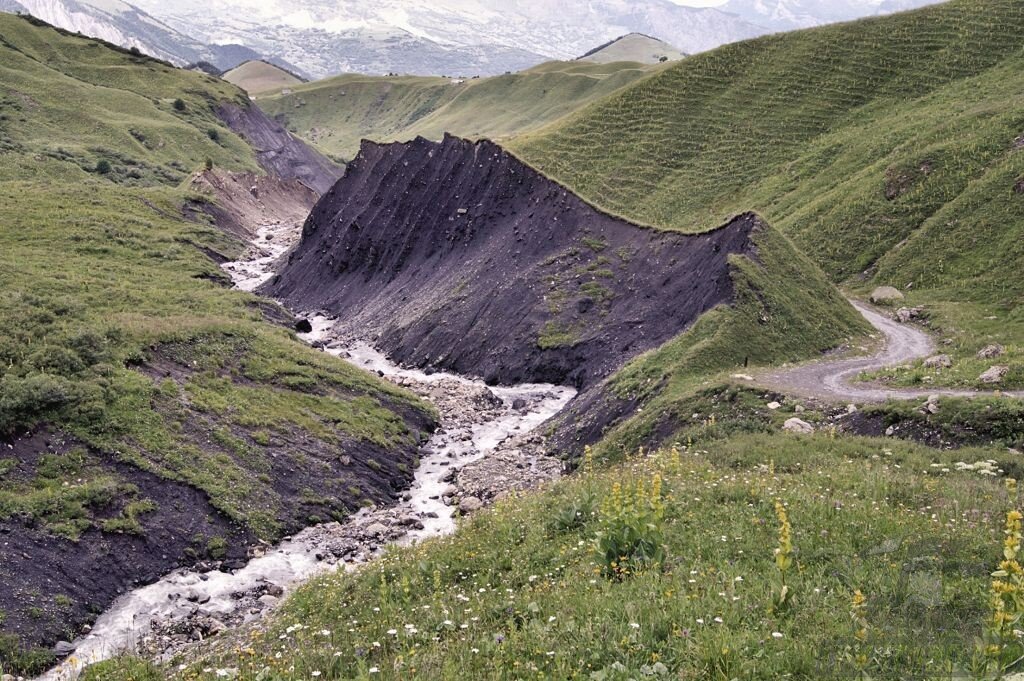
[37,220,574,680]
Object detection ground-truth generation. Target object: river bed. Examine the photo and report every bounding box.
[36,215,574,680]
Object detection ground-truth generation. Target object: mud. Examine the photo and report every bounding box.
[265,135,758,394]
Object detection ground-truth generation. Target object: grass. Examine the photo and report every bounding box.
[0,14,432,564]
[256,60,667,161]
[510,0,1024,385]
[92,431,1024,679]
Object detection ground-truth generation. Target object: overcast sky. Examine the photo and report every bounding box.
[668,0,728,6]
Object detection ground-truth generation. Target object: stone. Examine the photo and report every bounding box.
[512,398,528,410]
[847,404,858,414]
[885,425,896,436]
[979,365,1009,384]
[458,496,483,514]
[895,307,923,323]
[923,354,952,369]
[731,373,754,381]
[870,286,904,304]
[365,522,389,537]
[978,344,1005,359]
[766,401,782,410]
[258,594,279,607]
[54,640,76,655]
[263,582,284,597]
[794,405,805,413]
[783,418,814,434]
[294,318,313,334]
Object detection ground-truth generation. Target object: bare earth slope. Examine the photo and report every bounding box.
[264,135,759,391]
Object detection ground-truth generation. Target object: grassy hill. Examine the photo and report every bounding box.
[577,33,685,64]
[223,59,305,96]
[256,60,666,161]
[512,0,1024,388]
[0,15,432,673]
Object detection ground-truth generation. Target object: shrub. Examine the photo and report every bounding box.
[207,535,228,560]
[94,159,111,174]
[207,128,220,142]
[0,373,76,435]
[172,98,186,112]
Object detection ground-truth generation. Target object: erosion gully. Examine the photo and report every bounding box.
[37,207,575,681]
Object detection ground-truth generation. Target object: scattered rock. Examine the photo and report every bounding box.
[458,496,483,514]
[885,425,896,436]
[979,365,1009,384]
[870,286,904,304]
[54,640,76,655]
[512,398,528,410]
[262,582,284,597]
[732,373,754,381]
[847,404,858,414]
[257,595,279,607]
[894,306,924,323]
[364,522,389,537]
[978,344,1005,359]
[294,318,313,333]
[923,354,952,369]
[794,405,805,413]
[766,401,782,410]
[783,418,814,434]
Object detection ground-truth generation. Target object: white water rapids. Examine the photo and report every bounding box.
[36,216,574,680]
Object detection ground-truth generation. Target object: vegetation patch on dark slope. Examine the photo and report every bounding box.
[266,135,757,390]
[0,15,434,669]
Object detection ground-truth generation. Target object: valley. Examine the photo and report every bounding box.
[1,1,1023,679]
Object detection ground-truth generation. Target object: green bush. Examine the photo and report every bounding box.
[94,159,111,174]
[172,98,186,112]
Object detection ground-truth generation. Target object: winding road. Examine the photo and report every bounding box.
[761,301,1022,403]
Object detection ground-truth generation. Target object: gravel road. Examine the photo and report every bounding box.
[761,301,1022,403]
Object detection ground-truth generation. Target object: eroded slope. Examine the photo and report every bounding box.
[266,135,759,391]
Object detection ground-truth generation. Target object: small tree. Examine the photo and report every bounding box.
[204,158,213,171]
[173,98,186,112]
[207,128,220,143]
[95,159,111,174]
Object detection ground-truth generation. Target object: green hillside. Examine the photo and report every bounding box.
[257,60,665,161]
[511,0,1024,387]
[0,15,432,673]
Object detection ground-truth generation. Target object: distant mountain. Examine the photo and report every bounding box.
[720,0,945,31]
[0,0,274,70]
[578,33,685,65]
[128,0,765,79]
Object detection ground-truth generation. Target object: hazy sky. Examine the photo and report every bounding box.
[668,0,728,6]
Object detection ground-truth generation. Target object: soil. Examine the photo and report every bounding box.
[264,135,759,433]
[0,429,251,656]
[215,103,341,195]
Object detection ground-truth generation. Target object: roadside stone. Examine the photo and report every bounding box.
[783,418,814,434]
[54,640,76,655]
[923,354,952,369]
[979,365,1009,384]
[458,496,483,514]
[870,286,904,304]
[978,344,1005,359]
[894,307,924,323]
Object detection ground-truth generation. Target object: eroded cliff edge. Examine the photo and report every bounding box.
[265,135,761,394]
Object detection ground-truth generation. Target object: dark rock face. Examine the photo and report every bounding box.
[216,103,341,195]
[266,135,759,391]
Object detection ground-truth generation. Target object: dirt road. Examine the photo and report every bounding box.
[761,301,1022,403]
